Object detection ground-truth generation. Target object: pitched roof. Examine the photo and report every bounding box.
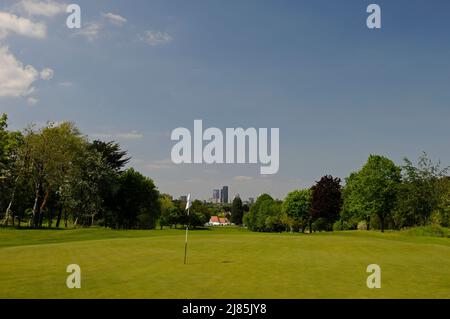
[210,216,220,223]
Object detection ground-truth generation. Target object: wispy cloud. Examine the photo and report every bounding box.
[140,31,173,46]
[91,130,144,140]
[102,12,127,26]
[73,22,101,42]
[40,67,53,80]
[145,159,174,170]
[116,131,144,139]
[27,96,38,105]
[0,11,46,39]
[14,0,67,18]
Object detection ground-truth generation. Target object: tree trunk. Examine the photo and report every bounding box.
[48,209,53,228]
[366,216,370,231]
[309,219,312,234]
[38,189,50,228]
[2,211,11,226]
[64,209,68,228]
[3,175,20,226]
[380,215,385,233]
[31,184,40,228]
[39,210,44,228]
[56,203,63,228]
[3,204,12,226]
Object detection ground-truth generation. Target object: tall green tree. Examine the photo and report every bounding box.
[88,140,130,227]
[310,175,342,231]
[231,196,244,225]
[189,200,211,228]
[282,189,311,232]
[244,194,283,232]
[64,145,109,227]
[114,168,160,229]
[436,177,450,227]
[10,122,85,228]
[394,153,448,228]
[0,114,8,169]
[1,114,23,224]
[0,114,9,222]
[343,155,401,232]
[158,194,176,229]
[89,140,130,172]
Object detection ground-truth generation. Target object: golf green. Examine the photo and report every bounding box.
[0,227,449,298]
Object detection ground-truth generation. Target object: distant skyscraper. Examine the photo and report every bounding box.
[179,195,187,202]
[213,189,220,203]
[248,197,255,204]
[220,186,229,204]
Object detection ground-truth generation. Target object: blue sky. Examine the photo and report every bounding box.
[1,0,450,201]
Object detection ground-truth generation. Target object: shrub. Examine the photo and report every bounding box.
[403,225,450,238]
[333,220,358,231]
[312,218,332,231]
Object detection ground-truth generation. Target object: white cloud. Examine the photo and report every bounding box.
[15,0,67,17]
[73,12,127,42]
[116,131,144,139]
[0,5,55,101]
[0,46,53,98]
[145,159,174,170]
[90,133,110,139]
[102,12,127,26]
[141,31,173,46]
[73,22,101,42]
[0,11,46,39]
[0,45,39,97]
[40,67,53,80]
[27,96,38,105]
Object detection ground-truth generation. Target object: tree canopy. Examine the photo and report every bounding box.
[342,155,401,232]
[0,118,161,230]
[310,175,342,231]
[282,189,311,232]
[1,114,449,234]
[231,196,244,225]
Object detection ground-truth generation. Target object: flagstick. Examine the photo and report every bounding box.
[184,208,189,264]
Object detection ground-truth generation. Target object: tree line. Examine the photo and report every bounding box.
[243,154,450,233]
[1,114,449,232]
[0,114,231,229]
[0,115,164,229]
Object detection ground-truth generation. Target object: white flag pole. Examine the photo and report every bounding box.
[184,208,189,264]
[184,194,191,264]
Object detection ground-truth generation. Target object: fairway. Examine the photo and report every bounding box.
[0,227,449,299]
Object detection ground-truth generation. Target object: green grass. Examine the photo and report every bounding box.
[0,227,449,299]
[402,225,450,238]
